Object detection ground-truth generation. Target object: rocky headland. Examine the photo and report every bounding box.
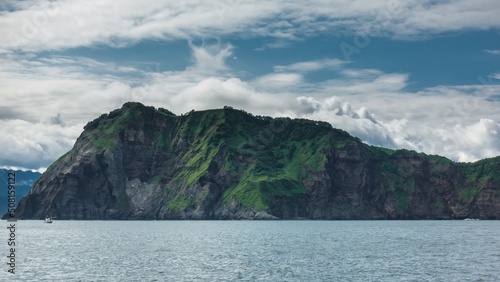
[11,102,500,220]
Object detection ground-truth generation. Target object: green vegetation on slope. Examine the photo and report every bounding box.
[456,156,500,203]
[220,114,337,210]
[166,195,195,211]
[82,102,159,152]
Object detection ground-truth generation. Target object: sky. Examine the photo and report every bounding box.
[1,0,500,172]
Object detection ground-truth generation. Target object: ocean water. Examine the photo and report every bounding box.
[2,220,499,281]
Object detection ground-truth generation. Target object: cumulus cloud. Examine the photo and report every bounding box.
[170,77,295,115]
[1,0,500,53]
[296,97,321,114]
[0,119,83,172]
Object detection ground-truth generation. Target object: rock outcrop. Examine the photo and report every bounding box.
[10,102,500,220]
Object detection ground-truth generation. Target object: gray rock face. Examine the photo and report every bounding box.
[10,102,500,220]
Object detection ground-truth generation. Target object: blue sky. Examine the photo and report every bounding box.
[1,0,500,172]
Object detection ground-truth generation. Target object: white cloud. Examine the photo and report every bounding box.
[274,58,347,73]
[253,73,303,90]
[1,0,500,53]
[254,40,293,51]
[313,71,409,97]
[188,42,233,73]
[489,73,500,80]
[484,49,500,55]
[296,96,321,114]
[170,77,295,115]
[0,119,83,171]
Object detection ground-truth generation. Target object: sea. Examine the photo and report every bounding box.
[2,220,499,281]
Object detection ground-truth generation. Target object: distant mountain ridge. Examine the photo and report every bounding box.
[10,102,500,220]
[0,169,41,215]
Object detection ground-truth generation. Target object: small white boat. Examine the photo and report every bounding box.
[44,216,53,223]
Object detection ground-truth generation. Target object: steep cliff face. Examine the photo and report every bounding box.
[12,102,500,220]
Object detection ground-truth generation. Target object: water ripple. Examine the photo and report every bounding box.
[2,220,499,281]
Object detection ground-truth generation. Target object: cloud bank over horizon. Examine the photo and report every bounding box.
[1,0,500,171]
